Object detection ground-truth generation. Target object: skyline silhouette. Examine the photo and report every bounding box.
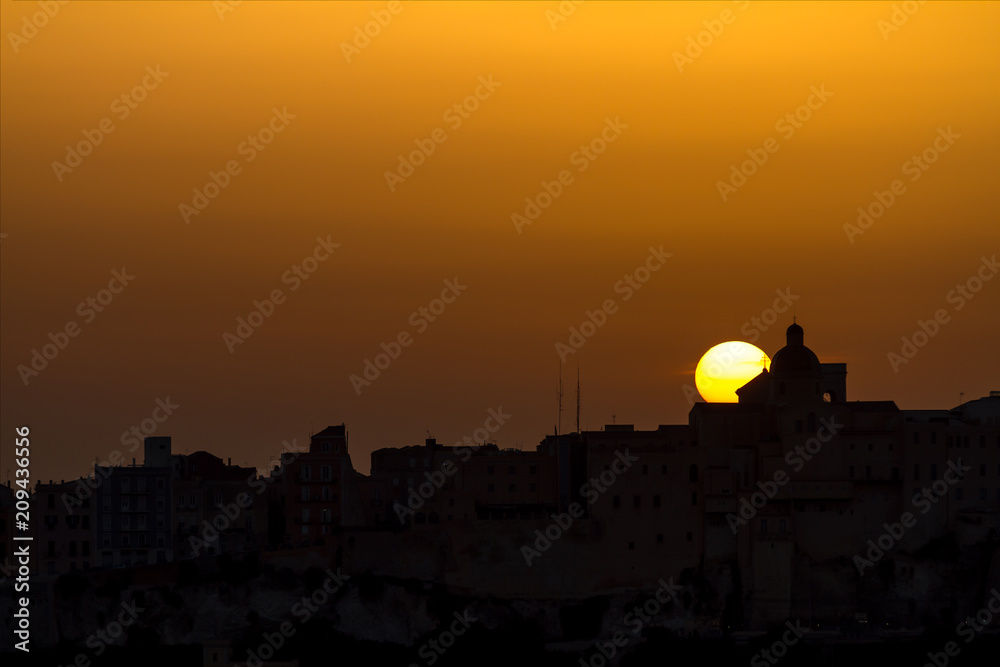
[2,1,999,664]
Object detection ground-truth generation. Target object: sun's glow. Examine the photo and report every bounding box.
[695,341,771,403]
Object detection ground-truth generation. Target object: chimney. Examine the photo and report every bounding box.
[228,457,232,466]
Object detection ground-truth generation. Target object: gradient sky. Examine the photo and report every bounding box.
[2,1,998,483]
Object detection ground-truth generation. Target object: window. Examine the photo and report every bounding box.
[82,541,90,556]
[930,464,938,479]
[529,465,536,474]
[913,432,920,444]
[979,488,987,500]
[47,494,55,509]
[508,465,515,474]
[891,467,899,480]
[761,519,767,534]
[321,465,332,481]
[689,465,698,482]
[301,486,310,501]
[508,483,515,492]
[691,492,697,506]
[628,541,634,551]
[121,479,130,493]
[633,495,641,508]
[322,486,331,501]
[980,465,987,477]
[302,466,311,481]
[487,484,494,493]
[82,516,90,529]
[529,483,537,492]
[865,466,871,479]
[661,464,667,474]
[779,519,787,533]
[653,495,661,508]
[955,488,964,501]
[686,532,693,542]
[487,466,494,475]
[913,464,920,480]
[214,493,223,506]
[849,466,855,479]
[613,495,621,508]
[642,465,648,475]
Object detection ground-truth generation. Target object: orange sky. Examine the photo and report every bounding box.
[2,1,998,482]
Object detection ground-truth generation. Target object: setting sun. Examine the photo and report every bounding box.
[695,341,770,403]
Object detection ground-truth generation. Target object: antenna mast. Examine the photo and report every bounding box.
[557,366,564,435]
[576,366,581,433]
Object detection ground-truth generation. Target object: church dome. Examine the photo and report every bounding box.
[770,322,821,377]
